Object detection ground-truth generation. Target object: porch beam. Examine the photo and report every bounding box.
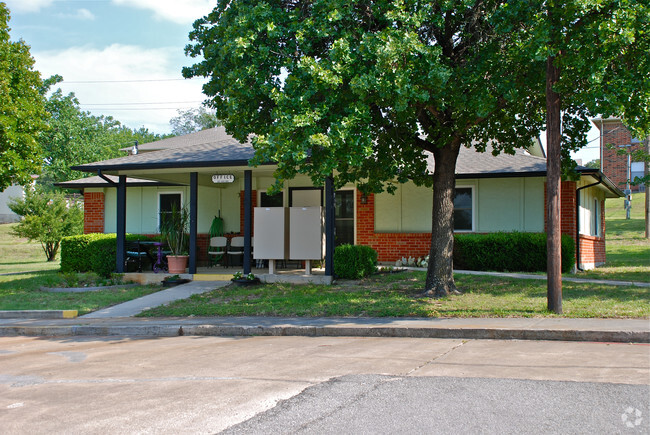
[325,176,335,276]
[189,172,198,274]
[116,175,127,273]
[243,169,252,274]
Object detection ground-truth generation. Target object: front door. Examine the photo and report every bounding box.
[289,187,354,247]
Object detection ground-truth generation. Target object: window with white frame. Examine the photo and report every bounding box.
[592,198,600,237]
[454,187,473,231]
[158,192,182,230]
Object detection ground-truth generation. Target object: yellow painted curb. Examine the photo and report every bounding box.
[193,274,232,281]
[62,310,78,319]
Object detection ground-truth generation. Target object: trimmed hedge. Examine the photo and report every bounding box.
[334,244,378,279]
[61,233,150,277]
[453,232,575,273]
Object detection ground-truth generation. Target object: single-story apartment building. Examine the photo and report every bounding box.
[57,127,623,276]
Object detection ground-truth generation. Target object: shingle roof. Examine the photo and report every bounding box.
[123,126,243,152]
[73,137,257,172]
[448,146,547,178]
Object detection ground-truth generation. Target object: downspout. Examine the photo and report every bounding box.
[575,176,603,271]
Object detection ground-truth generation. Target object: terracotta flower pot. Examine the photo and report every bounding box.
[167,255,189,274]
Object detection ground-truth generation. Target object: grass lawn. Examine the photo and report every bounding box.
[0,270,162,315]
[571,193,649,282]
[0,223,162,315]
[0,223,61,274]
[139,271,649,319]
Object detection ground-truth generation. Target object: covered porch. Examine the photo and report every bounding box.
[69,132,338,281]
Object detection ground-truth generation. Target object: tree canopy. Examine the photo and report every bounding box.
[0,3,49,191]
[169,106,220,136]
[185,1,544,192]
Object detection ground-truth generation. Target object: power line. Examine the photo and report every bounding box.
[80,101,203,106]
[63,78,191,84]
[84,107,197,111]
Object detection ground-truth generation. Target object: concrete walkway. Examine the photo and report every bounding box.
[81,280,230,318]
[452,269,650,287]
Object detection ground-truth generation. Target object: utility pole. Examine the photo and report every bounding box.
[644,136,650,239]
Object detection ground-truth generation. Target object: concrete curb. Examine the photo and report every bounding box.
[1,323,647,343]
[0,310,78,319]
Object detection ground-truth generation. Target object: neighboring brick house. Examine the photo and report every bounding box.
[593,118,647,193]
[58,127,623,273]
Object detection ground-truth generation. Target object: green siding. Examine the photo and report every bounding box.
[375,177,546,234]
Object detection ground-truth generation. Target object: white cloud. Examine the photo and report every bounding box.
[57,9,96,21]
[33,44,208,134]
[111,0,214,25]
[5,0,55,14]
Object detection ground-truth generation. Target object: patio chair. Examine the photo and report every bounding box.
[226,236,245,268]
[208,236,227,267]
[125,240,150,272]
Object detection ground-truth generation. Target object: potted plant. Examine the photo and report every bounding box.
[159,203,190,274]
[231,271,261,286]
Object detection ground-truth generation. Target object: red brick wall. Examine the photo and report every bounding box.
[599,120,644,192]
[83,191,105,234]
[544,181,606,268]
[356,191,431,262]
[577,199,606,267]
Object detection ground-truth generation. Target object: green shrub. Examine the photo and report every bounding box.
[453,232,575,273]
[334,244,378,279]
[61,233,149,277]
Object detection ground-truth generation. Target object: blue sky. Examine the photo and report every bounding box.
[5,0,213,134]
[5,0,601,162]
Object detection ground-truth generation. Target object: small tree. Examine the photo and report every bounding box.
[8,187,84,261]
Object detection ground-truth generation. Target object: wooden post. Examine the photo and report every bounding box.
[243,170,252,274]
[189,172,198,274]
[116,175,127,273]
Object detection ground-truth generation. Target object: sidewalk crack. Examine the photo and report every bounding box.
[404,340,467,376]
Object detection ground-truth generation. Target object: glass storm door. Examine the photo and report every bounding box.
[335,190,354,246]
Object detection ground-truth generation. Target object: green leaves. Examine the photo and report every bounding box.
[0,4,49,191]
[8,186,84,261]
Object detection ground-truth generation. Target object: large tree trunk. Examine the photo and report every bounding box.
[423,141,462,298]
[546,54,563,314]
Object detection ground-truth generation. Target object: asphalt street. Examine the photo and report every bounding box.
[1,336,648,434]
[224,375,650,434]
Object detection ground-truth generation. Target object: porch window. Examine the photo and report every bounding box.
[159,193,182,230]
[454,187,473,231]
